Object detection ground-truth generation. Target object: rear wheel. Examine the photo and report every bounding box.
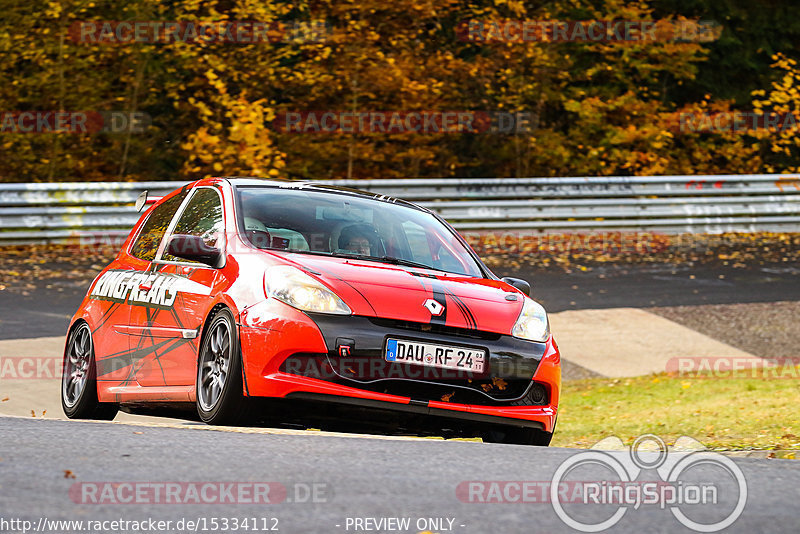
[196,308,245,425]
[61,322,119,420]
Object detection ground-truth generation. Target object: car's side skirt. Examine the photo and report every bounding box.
[98,384,195,403]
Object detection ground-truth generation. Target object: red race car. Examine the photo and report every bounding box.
[62,178,560,445]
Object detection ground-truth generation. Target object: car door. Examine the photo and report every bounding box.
[129,186,225,387]
[91,190,189,386]
[87,259,147,386]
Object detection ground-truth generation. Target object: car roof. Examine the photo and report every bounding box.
[213,177,427,212]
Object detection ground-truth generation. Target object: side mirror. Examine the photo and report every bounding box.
[166,235,222,268]
[501,276,531,296]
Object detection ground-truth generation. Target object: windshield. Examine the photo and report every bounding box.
[236,186,483,277]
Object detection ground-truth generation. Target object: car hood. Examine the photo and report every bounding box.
[277,254,524,335]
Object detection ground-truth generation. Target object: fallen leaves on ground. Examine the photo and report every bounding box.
[479,232,800,273]
[0,244,116,293]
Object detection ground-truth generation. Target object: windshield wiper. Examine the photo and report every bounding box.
[374,256,443,271]
[328,252,441,272]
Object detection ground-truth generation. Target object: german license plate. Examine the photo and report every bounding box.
[385,338,486,373]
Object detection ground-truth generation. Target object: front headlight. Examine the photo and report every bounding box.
[511,298,549,342]
[265,265,351,315]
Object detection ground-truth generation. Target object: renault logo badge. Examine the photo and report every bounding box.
[423,299,444,316]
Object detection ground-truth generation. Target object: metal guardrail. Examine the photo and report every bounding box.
[1,174,799,244]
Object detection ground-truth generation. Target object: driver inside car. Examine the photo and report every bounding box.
[337,224,377,256]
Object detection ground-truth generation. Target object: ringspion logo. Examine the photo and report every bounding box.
[550,435,746,532]
[457,435,747,532]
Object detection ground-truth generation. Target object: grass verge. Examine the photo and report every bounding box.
[551,368,800,451]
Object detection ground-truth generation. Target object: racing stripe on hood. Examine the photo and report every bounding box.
[444,287,477,330]
[418,274,477,330]
[428,278,448,326]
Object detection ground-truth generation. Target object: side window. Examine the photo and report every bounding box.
[161,188,224,263]
[130,192,187,261]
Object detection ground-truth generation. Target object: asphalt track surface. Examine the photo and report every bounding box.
[1,417,798,534]
[2,262,799,533]
[2,262,800,340]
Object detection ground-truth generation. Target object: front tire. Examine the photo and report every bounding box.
[61,322,119,420]
[196,308,245,425]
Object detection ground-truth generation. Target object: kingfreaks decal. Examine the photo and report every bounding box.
[89,270,211,308]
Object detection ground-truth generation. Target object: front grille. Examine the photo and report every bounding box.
[353,378,537,405]
[368,317,501,341]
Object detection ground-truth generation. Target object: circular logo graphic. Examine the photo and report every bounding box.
[550,435,747,533]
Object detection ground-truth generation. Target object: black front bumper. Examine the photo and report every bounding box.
[279,314,550,407]
[284,392,547,431]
